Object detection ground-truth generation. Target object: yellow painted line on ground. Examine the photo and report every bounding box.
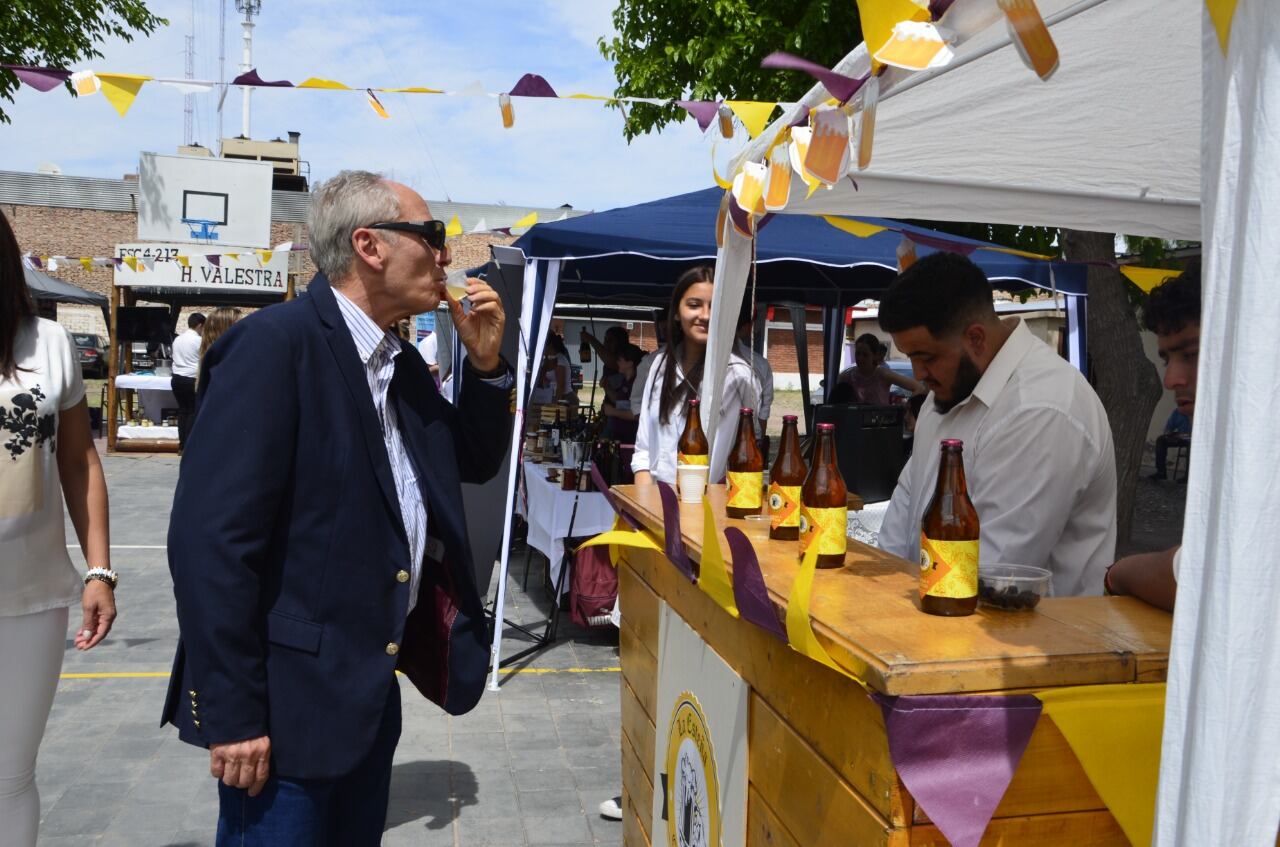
[61,667,621,681]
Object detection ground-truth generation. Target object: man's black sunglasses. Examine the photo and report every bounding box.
[368,220,448,251]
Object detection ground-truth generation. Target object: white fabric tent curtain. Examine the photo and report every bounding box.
[487,258,561,690]
[1155,5,1280,843]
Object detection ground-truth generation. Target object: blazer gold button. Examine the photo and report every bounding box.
[189,690,198,698]
[396,570,410,583]
[193,720,201,728]
[386,642,400,656]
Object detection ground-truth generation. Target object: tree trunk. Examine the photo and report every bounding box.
[1061,229,1163,546]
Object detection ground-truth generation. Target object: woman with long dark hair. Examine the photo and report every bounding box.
[0,209,116,846]
[631,265,759,485]
[834,332,923,404]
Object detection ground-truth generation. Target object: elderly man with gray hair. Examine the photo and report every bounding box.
[162,171,514,844]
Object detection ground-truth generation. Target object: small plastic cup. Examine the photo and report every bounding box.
[977,564,1052,611]
[677,463,709,504]
[742,513,772,542]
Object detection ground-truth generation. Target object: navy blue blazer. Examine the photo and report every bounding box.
[161,274,513,779]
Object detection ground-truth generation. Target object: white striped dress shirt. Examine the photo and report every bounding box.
[332,289,429,613]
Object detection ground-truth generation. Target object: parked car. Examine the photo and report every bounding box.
[72,333,107,379]
[130,342,157,372]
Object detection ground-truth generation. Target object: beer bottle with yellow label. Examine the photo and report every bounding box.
[726,408,764,518]
[919,439,979,616]
[676,397,709,466]
[768,415,806,540]
[800,422,847,568]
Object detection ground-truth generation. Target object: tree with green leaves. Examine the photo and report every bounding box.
[0,1,165,124]
[600,0,860,141]
[600,0,1191,544]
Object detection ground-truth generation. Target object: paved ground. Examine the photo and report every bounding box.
[39,451,624,846]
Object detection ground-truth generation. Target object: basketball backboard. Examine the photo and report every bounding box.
[137,153,273,248]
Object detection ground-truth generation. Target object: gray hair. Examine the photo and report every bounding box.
[307,170,401,283]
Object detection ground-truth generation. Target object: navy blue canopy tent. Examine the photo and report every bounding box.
[513,187,1087,305]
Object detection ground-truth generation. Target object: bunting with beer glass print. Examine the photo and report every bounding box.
[919,439,979,616]
[677,397,710,466]
[725,408,764,518]
[768,415,806,540]
[799,422,848,568]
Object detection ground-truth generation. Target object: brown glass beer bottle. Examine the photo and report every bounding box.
[919,439,979,616]
[726,408,764,518]
[768,415,807,540]
[800,422,848,568]
[676,398,709,466]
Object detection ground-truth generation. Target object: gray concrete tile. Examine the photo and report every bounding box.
[522,813,593,846]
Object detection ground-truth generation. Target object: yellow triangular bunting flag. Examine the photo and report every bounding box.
[377,86,443,94]
[726,101,778,139]
[80,257,93,272]
[698,498,738,617]
[445,215,463,237]
[366,89,390,119]
[785,544,844,673]
[512,211,537,230]
[1121,266,1183,293]
[224,253,240,262]
[176,255,190,268]
[122,256,139,271]
[256,250,272,266]
[97,73,150,117]
[297,77,351,89]
[1036,684,1165,847]
[1208,0,1239,52]
[822,215,888,239]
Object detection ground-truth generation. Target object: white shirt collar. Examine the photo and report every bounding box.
[331,287,401,365]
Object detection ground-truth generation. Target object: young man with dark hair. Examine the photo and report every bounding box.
[1104,266,1201,611]
[170,311,206,450]
[876,253,1118,597]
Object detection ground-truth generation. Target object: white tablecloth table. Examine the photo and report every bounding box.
[115,374,178,424]
[116,425,179,441]
[516,461,615,597]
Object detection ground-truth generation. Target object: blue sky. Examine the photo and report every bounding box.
[0,0,722,211]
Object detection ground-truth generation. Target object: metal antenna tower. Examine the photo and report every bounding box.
[183,0,195,145]
[218,0,227,143]
[235,0,262,138]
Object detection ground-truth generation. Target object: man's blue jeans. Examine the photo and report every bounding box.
[215,683,401,846]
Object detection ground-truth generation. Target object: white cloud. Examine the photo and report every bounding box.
[0,0,722,210]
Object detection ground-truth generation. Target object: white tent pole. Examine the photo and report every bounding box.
[488,258,561,691]
[704,219,755,475]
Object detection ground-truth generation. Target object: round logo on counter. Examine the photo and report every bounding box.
[665,692,720,847]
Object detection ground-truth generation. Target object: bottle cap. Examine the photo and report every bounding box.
[817,423,835,433]
[782,414,798,422]
[740,407,755,415]
[941,438,964,448]
[688,398,701,408]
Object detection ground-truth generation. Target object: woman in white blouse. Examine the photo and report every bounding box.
[632,265,760,485]
[0,210,116,847]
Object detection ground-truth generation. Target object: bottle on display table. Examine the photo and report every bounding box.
[768,415,807,541]
[579,335,592,362]
[676,397,709,466]
[919,438,979,617]
[800,422,848,568]
[726,407,764,518]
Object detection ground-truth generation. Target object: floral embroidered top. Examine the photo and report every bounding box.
[0,318,86,616]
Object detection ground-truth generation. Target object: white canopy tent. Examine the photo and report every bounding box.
[703,0,1278,842]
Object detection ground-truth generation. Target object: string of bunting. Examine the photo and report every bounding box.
[581,482,1164,847]
[0,64,787,137]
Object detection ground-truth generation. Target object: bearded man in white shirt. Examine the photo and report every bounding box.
[876,253,1117,597]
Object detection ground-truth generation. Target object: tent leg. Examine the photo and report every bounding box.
[107,286,121,453]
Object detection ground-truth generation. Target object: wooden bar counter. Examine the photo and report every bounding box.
[610,483,1172,847]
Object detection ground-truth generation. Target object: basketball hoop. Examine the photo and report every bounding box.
[181,218,222,242]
